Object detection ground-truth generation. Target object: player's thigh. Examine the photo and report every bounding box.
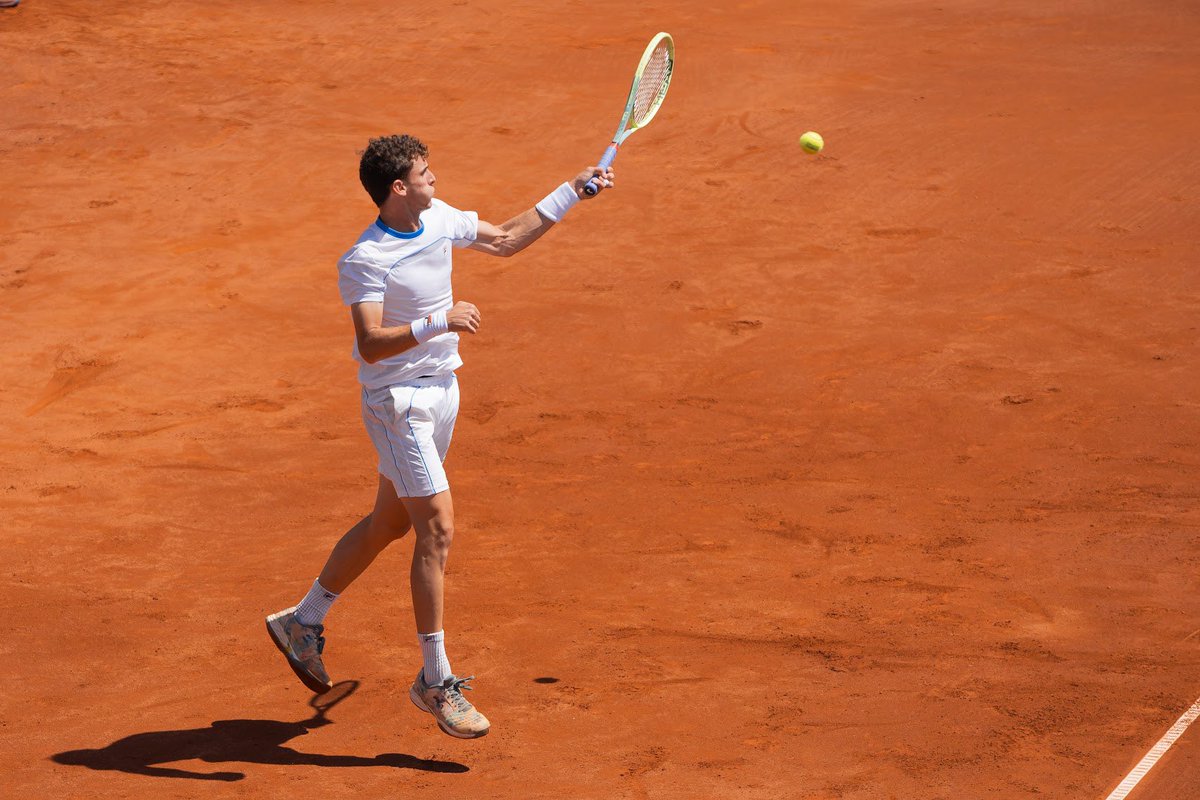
[370,473,413,539]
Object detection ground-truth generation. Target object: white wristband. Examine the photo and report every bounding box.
[535,182,580,223]
[410,311,449,344]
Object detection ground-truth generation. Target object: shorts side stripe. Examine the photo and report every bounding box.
[364,387,411,496]
[406,386,435,494]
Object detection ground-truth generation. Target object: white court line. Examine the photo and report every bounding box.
[1104,696,1200,800]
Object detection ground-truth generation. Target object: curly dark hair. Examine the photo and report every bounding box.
[358,134,429,206]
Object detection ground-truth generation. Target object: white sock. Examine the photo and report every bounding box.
[294,580,338,627]
[419,630,452,686]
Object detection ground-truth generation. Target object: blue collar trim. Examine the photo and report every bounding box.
[375,218,424,239]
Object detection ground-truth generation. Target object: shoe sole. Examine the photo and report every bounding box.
[265,610,333,695]
[409,686,490,739]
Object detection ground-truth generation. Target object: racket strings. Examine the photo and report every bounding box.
[632,43,672,126]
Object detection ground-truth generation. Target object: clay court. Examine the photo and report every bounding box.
[3,0,1199,797]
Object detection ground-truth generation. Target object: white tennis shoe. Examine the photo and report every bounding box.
[409,671,490,739]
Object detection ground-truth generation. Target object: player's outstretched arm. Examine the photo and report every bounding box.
[352,300,481,364]
[467,165,614,258]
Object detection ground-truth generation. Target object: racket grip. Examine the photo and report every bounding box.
[583,144,619,196]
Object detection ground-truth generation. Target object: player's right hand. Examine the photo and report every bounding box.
[447,300,481,334]
[573,165,615,198]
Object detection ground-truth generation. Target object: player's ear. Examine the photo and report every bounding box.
[391,179,406,198]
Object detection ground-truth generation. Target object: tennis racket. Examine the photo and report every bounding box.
[583,32,675,196]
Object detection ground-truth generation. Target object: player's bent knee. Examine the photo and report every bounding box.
[366,512,411,542]
[418,518,454,553]
[382,520,412,542]
[432,522,455,551]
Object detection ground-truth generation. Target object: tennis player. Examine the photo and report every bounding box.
[267,134,613,739]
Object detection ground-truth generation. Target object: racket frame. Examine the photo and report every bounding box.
[584,32,674,195]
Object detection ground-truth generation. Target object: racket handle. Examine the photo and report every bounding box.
[583,144,619,196]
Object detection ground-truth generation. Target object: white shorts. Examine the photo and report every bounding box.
[361,374,459,498]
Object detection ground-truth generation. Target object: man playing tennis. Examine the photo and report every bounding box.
[266,134,613,739]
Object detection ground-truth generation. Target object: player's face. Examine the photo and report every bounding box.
[400,157,436,209]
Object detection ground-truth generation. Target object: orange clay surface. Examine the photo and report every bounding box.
[2,1,1199,798]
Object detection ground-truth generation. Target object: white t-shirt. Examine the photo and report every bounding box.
[337,198,479,389]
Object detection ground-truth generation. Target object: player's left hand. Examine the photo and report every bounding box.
[572,166,615,199]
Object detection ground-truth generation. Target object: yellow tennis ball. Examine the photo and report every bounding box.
[799,131,824,154]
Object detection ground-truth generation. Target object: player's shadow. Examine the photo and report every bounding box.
[49,681,467,781]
